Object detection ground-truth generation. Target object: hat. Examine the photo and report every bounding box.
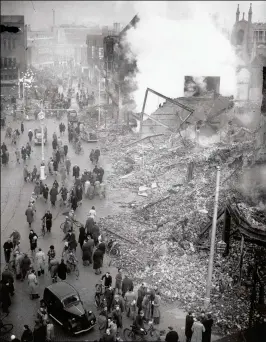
[11,336,16,341]
[168,327,174,330]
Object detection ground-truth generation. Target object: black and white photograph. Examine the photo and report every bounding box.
[0,1,266,342]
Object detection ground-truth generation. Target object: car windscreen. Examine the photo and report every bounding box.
[62,294,80,307]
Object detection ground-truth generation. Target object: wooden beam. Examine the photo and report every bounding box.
[122,133,165,148]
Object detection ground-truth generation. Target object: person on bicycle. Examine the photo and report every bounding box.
[47,245,56,267]
[59,184,68,205]
[102,272,112,289]
[133,310,146,337]
[42,210,52,233]
[66,250,78,271]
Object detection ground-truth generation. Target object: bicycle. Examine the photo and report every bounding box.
[106,238,121,257]
[123,321,161,342]
[94,283,107,310]
[0,314,14,336]
[75,145,84,155]
[67,261,79,279]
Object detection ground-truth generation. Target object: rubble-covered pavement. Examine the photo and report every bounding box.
[97,120,265,336]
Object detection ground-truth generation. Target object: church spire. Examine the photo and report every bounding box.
[236,4,240,22]
[248,3,252,22]
[242,12,245,21]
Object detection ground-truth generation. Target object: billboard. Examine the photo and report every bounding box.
[184,76,220,97]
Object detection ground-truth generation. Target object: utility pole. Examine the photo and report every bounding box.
[204,166,221,309]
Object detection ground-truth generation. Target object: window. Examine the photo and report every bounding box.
[62,295,79,307]
[8,58,12,67]
[12,39,15,49]
[259,31,263,42]
[13,58,16,67]
[9,75,13,80]
[8,38,11,50]
[4,58,7,67]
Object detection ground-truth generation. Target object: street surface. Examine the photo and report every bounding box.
[1,82,221,341]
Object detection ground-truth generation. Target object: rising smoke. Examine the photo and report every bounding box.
[122,1,240,115]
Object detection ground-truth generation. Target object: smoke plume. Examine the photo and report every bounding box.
[122,1,239,115]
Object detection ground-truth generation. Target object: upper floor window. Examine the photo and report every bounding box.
[8,38,11,50]
[254,30,266,42]
[4,58,8,67]
[8,58,13,67]
[12,39,16,49]
[12,58,16,67]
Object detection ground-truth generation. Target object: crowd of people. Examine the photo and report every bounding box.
[0,76,217,342]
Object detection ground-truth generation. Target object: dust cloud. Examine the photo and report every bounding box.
[122,1,240,115]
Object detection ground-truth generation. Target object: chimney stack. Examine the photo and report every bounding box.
[236,4,240,22]
[248,3,252,22]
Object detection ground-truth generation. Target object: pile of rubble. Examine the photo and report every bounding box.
[100,122,262,335]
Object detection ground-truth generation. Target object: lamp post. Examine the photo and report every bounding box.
[95,66,101,126]
[38,102,46,180]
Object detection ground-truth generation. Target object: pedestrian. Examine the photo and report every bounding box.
[39,180,44,196]
[98,236,106,254]
[85,216,94,237]
[153,292,161,324]
[1,265,15,296]
[102,272,113,288]
[3,238,13,263]
[98,166,105,183]
[10,229,21,247]
[65,158,71,175]
[202,313,213,342]
[35,248,45,277]
[23,165,29,182]
[91,222,100,246]
[33,319,46,342]
[90,149,95,163]
[29,230,38,254]
[111,305,123,333]
[42,210,53,232]
[28,269,39,300]
[73,164,80,179]
[94,148,100,163]
[94,180,100,196]
[46,319,55,341]
[137,283,147,314]
[25,205,34,227]
[21,121,24,134]
[82,237,94,266]
[47,245,56,266]
[34,181,41,199]
[59,184,68,205]
[93,248,104,275]
[15,147,21,163]
[185,312,195,342]
[53,159,58,175]
[122,275,134,298]
[49,258,59,282]
[76,184,83,204]
[50,186,58,207]
[0,280,11,313]
[63,144,68,157]
[89,206,97,221]
[21,324,33,342]
[165,327,179,342]
[28,129,33,142]
[78,225,86,249]
[191,316,205,342]
[111,293,125,313]
[26,142,31,158]
[14,252,23,279]
[52,138,57,150]
[57,259,68,281]
[124,288,137,320]
[43,184,49,203]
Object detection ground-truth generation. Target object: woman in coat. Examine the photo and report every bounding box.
[71,195,78,211]
[25,205,34,227]
[91,223,100,246]
[76,185,83,203]
[50,186,58,206]
[29,230,38,253]
[78,226,86,249]
[34,182,41,198]
[137,283,147,314]
[42,210,52,232]
[152,293,161,324]
[82,238,94,265]
[202,314,213,342]
[35,248,45,276]
[28,270,39,299]
[93,248,104,274]
[191,317,205,342]
[142,293,153,321]
[43,184,49,203]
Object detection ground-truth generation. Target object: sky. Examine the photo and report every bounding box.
[1,1,266,31]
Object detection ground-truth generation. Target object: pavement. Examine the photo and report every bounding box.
[1,82,222,341]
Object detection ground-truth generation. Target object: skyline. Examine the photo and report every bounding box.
[1,1,266,32]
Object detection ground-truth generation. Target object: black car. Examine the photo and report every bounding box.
[43,281,96,335]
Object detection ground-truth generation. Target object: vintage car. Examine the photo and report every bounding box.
[43,282,96,335]
[67,109,78,123]
[34,126,47,145]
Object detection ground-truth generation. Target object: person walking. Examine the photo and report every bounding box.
[137,283,147,314]
[202,314,213,342]
[28,269,39,300]
[42,210,53,232]
[65,158,71,175]
[122,275,134,298]
[124,288,137,320]
[93,248,104,275]
[57,259,68,281]
[78,225,86,249]
[73,164,80,179]
[89,206,97,221]
[3,238,13,263]
[21,324,33,342]
[29,230,38,255]
[1,266,15,296]
[115,268,123,295]
[82,237,94,266]
[46,319,55,341]
[191,316,205,342]
[21,121,24,134]
[43,184,49,203]
[34,181,41,199]
[15,147,21,164]
[28,129,33,142]
[165,327,179,342]
[50,186,58,207]
[185,312,195,342]
[153,292,161,324]
[0,280,11,313]
[36,248,45,277]
[63,144,68,157]
[33,319,46,342]
[25,205,34,228]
